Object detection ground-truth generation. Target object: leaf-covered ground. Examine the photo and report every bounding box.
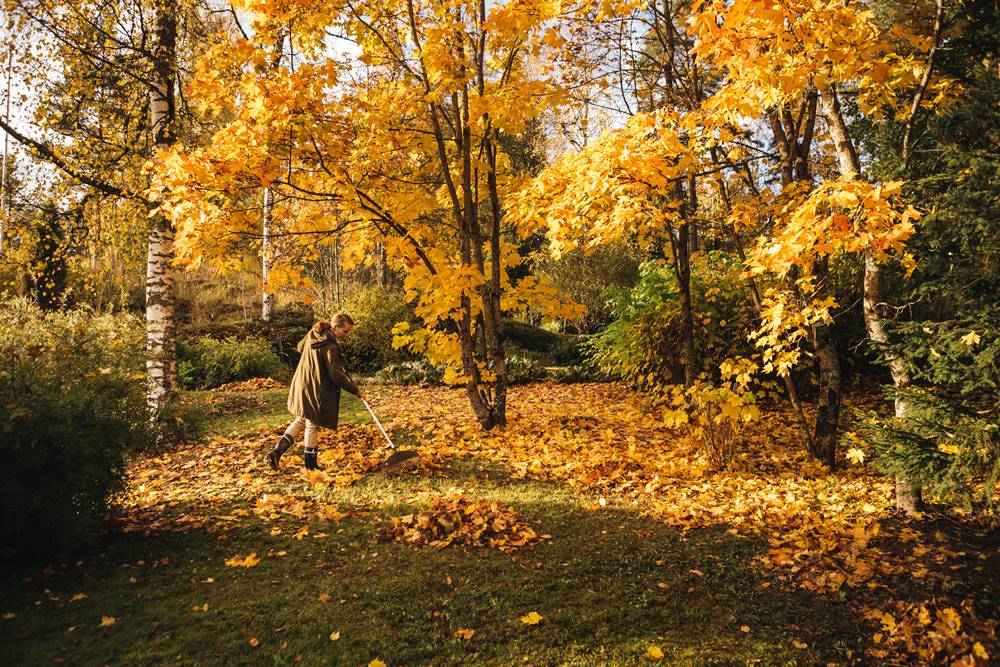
[1,382,997,666]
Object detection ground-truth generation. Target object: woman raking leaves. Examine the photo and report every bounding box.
[266,313,364,471]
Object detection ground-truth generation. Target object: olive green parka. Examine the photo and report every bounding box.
[287,329,359,428]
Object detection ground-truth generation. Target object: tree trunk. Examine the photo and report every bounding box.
[482,132,508,426]
[674,220,699,386]
[811,261,841,468]
[146,2,178,416]
[821,84,923,511]
[261,186,274,322]
[770,100,843,466]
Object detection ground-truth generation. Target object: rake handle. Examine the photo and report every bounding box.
[362,399,396,450]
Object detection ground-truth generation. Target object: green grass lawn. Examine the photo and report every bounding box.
[179,387,370,437]
[0,388,873,666]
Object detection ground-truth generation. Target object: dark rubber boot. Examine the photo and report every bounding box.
[303,450,322,471]
[266,434,294,470]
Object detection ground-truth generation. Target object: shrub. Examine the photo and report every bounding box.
[0,298,149,559]
[551,336,587,366]
[337,286,416,373]
[178,335,288,390]
[552,363,609,384]
[375,359,445,386]
[501,320,563,354]
[505,354,548,385]
[179,302,313,366]
[585,253,756,388]
[659,358,763,469]
[534,241,643,333]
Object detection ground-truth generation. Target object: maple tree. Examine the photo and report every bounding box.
[687,0,955,508]
[156,0,587,428]
[511,0,959,500]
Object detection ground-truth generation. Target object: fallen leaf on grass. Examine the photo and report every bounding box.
[70,593,87,602]
[319,594,331,603]
[225,552,260,567]
[520,611,544,625]
[646,645,664,660]
[3,612,14,620]
[454,628,475,640]
[249,637,259,647]
[740,625,751,633]
[302,468,334,486]
[973,642,990,660]
[293,525,310,540]
[368,660,387,667]
[99,616,116,627]
[329,631,340,641]
[791,639,808,649]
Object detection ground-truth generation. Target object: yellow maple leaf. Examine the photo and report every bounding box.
[917,605,932,625]
[453,627,475,640]
[960,330,981,346]
[99,616,116,627]
[645,645,664,660]
[880,612,896,633]
[973,642,990,660]
[368,660,387,667]
[225,552,261,567]
[329,631,340,641]
[936,607,961,636]
[846,448,865,465]
[520,611,544,625]
[293,525,310,540]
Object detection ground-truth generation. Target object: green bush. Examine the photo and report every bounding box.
[585,253,756,388]
[179,302,313,366]
[375,359,445,386]
[551,336,587,366]
[0,298,149,559]
[552,363,610,384]
[178,335,288,390]
[505,354,548,385]
[337,286,416,373]
[375,354,548,386]
[501,321,563,354]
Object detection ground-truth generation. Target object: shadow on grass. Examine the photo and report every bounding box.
[175,389,373,442]
[0,477,871,667]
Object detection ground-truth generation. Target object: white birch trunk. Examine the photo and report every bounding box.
[261,186,274,322]
[146,3,178,416]
[821,85,923,512]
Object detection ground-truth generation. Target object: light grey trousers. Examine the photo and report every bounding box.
[283,416,319,452]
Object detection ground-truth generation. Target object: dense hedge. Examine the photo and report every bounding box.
[179,303,313,365]
[0,299,150,559]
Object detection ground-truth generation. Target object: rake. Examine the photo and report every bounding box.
[362,398,419,470]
